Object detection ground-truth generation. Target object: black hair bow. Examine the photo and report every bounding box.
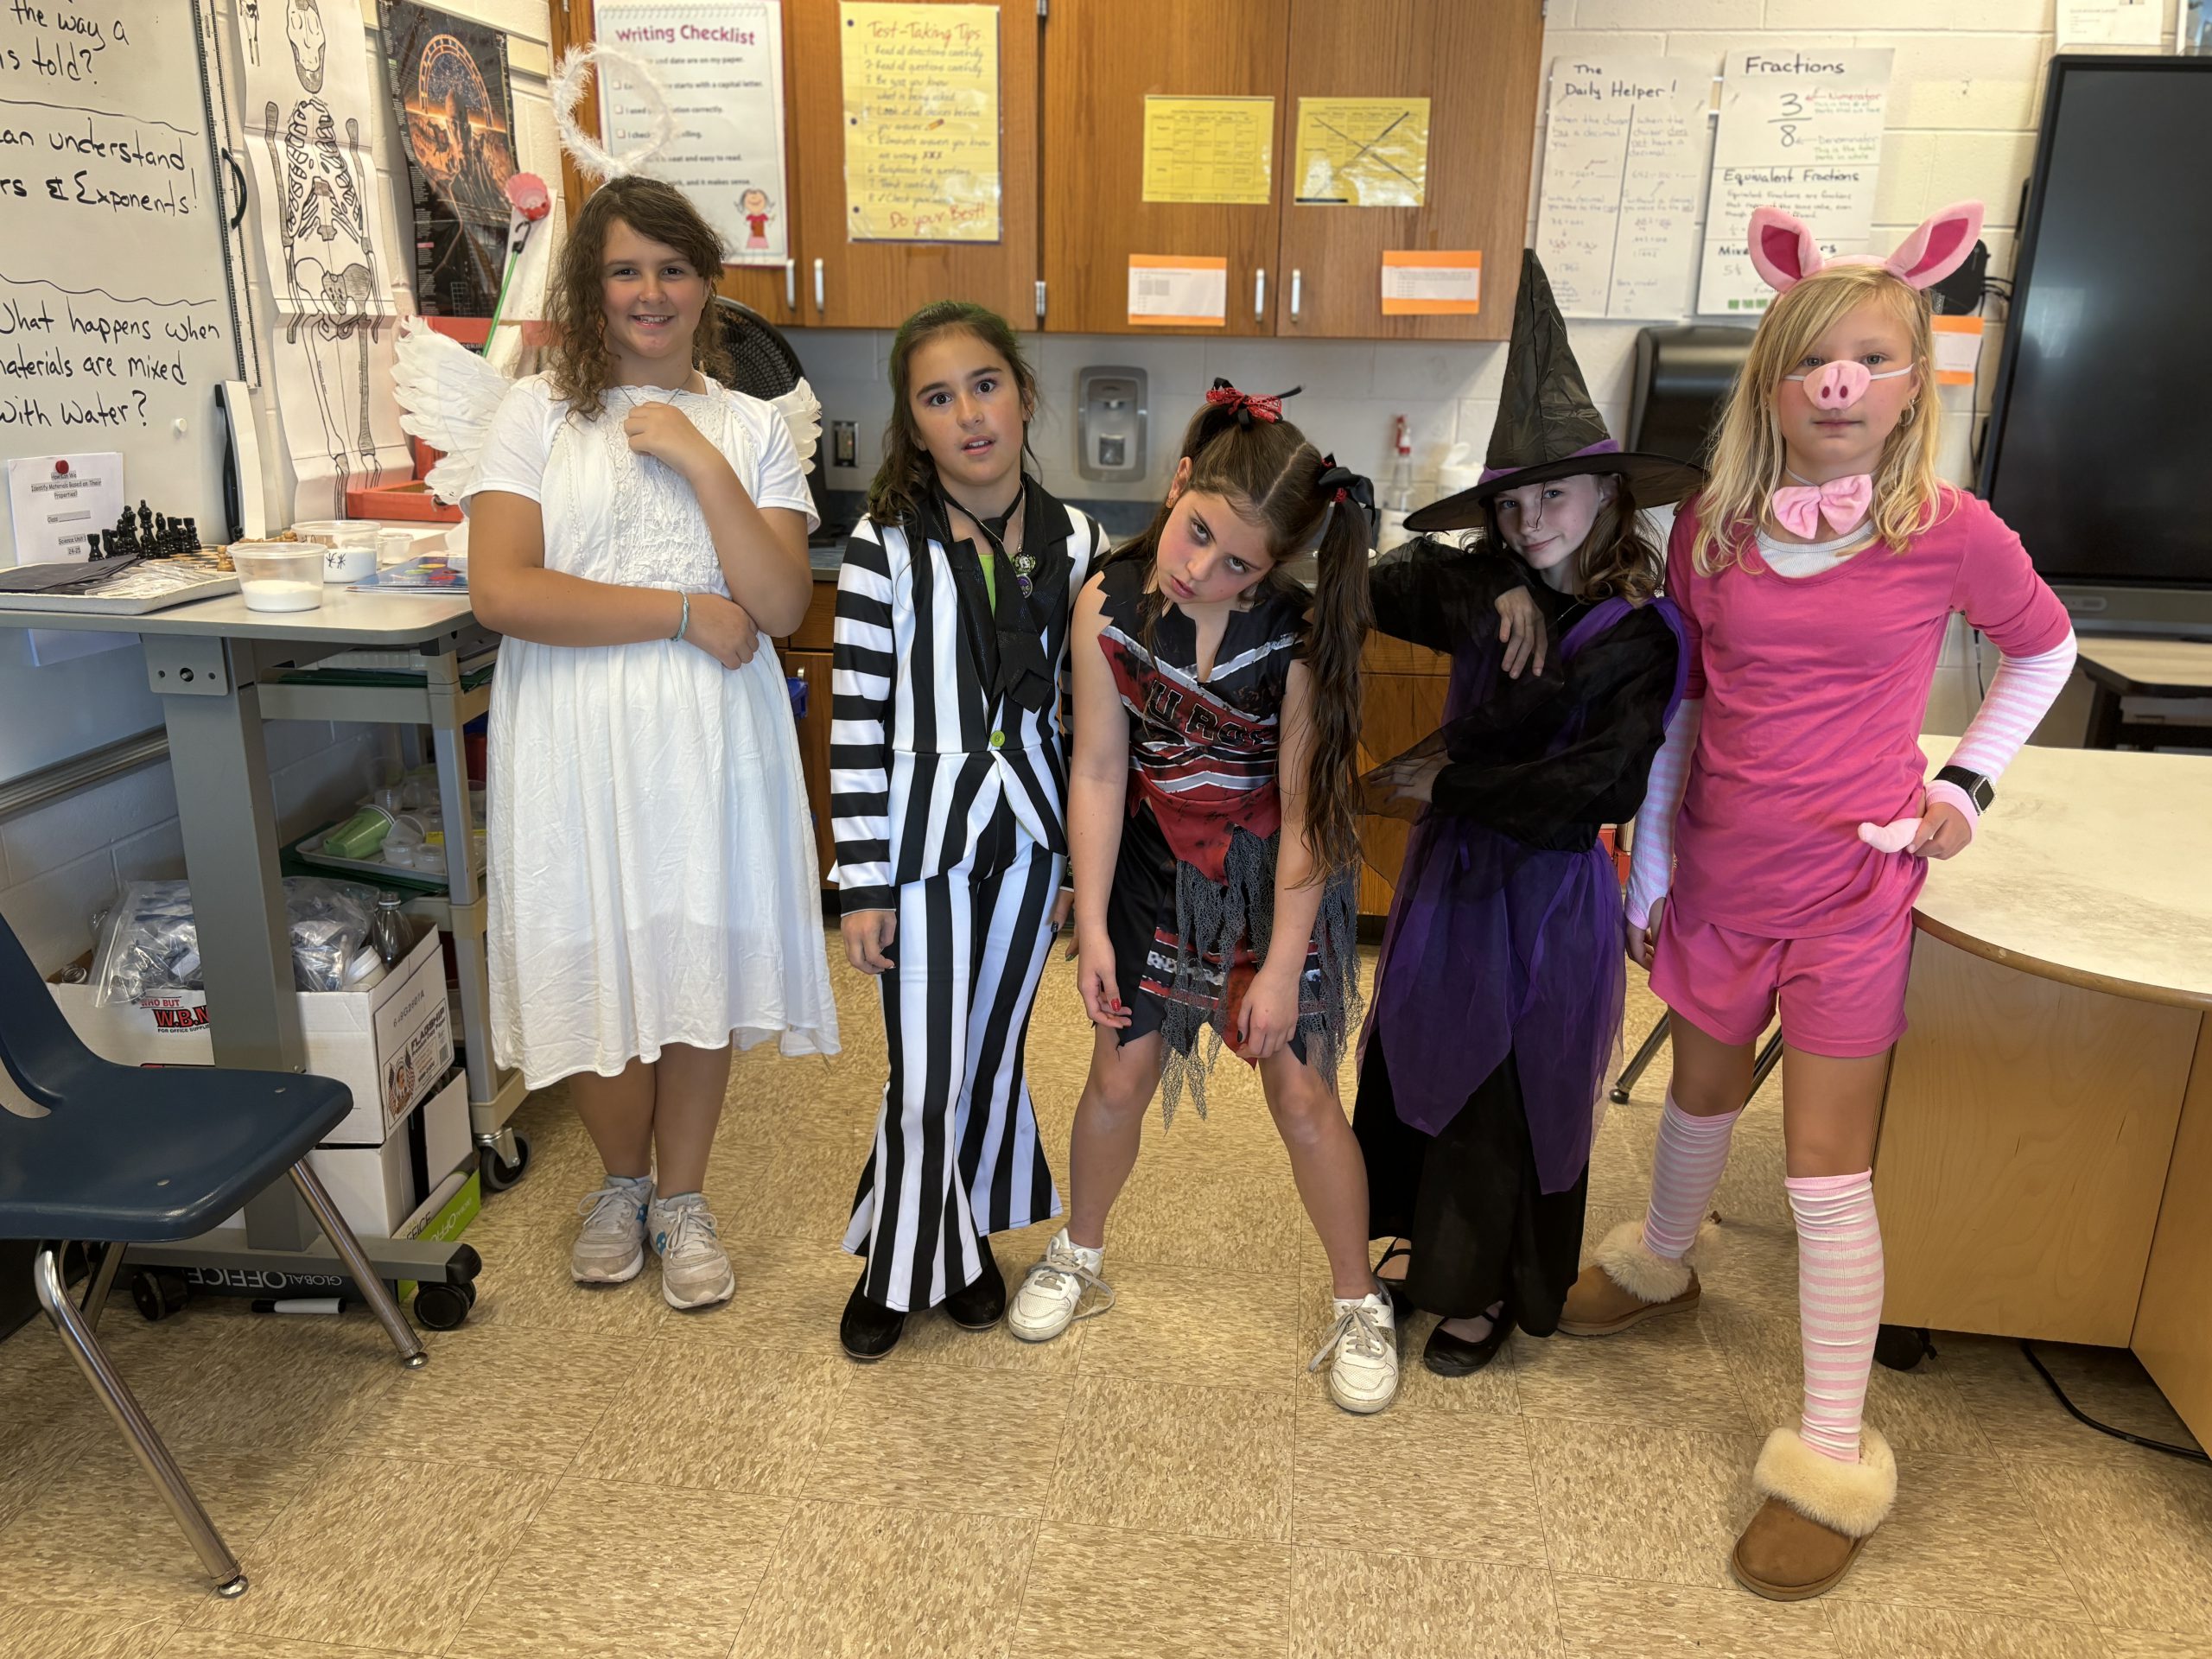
[1315,455,1375,512]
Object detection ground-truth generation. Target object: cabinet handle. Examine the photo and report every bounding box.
[785,258,796,312]
[813,257,825,315]
[1255,267,1266,321]
[1290,269,1302,321]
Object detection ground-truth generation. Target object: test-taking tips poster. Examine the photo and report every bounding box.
[596,1,792,265]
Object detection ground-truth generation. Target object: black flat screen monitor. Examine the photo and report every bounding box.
[1980,55,2212,632]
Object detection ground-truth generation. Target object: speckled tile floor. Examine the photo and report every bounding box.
[3,944,2207,1658]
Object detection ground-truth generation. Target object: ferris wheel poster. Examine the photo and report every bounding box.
[383,1,522,317]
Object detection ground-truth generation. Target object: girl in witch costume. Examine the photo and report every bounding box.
[834,302,1109,1361]
[1559,203,2076,1601]
[1355,250,1700,1379]
[1007,385,1398,1414]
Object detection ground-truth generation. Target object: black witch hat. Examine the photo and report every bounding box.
[1406,251,1704,532]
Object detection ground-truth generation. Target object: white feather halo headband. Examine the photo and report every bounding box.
[551,42,677,182]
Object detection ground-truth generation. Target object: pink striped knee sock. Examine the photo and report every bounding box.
[1640,1095,1740,1262]
[1787,1171,1884,1463]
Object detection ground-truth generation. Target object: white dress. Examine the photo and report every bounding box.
[471,374,839,1086]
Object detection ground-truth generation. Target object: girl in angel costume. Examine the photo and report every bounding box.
[393,47,835,1314]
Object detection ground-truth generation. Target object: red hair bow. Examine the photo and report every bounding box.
[1205,378,1300,426]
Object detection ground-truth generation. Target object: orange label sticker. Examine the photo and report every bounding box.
[1128,254,1230,327]
[1381,250,1481,316]
[1932,314,1984,387]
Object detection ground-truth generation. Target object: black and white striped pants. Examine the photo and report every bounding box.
[842,815,1063,1312]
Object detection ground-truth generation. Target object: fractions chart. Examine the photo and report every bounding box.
[1697,48,1894,315]
[1535,57,1708,319]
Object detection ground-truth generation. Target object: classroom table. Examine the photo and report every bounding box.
[2075,636,2212,750]
[1876,741,2212,1441]
[0,586,514,1289]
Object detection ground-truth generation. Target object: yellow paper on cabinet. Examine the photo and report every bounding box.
[1141,96,1274,205]
[840,2,1002,242]
[1294,97,1430,207]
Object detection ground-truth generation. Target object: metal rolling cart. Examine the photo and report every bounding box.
[264,630,532,1194]
[0,584,524,1327]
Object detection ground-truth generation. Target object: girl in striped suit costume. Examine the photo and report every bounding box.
[833,304,1108,1359]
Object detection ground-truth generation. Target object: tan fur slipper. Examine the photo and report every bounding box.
[1732,1427,1897,1601]
[1557,1221,1702,1336]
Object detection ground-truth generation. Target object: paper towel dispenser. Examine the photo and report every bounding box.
[1627,325,1754,467]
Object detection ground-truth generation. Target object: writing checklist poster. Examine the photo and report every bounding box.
[1537,58,1709,320]
[596,1,791,266]
[1698,48,1894,315]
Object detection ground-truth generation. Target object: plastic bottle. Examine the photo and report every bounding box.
[370,892,409,967]
[1378,415,1415,553]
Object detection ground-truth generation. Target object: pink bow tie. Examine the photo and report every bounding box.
[1770,473,1872,540]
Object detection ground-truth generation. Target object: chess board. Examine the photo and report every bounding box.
[0,550,238,616]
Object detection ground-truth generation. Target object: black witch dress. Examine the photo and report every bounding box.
[1351,536,1685,1333]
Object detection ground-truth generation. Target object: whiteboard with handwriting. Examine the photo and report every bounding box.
[0,1,245,782]
[0,0,245,553]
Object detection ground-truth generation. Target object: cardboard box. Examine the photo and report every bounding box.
[196,1069,472,1241]
[50,929,454,1147]
[307,1071,472,1237]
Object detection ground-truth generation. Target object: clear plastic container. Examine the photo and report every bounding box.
[321,528,378,583]
[231,543,327,613]
[369,891,409,966]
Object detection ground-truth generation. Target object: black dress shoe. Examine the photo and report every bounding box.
[1423,1304,1513,1378]
[942,1248,1006,1330]
[840,1275,905,1362]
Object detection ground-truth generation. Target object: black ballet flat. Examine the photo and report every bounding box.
[943,1249,1006,1331]
[1423,1303,1514,1378]
[840,1276,906,1362]
[1372,1240,1415,1321]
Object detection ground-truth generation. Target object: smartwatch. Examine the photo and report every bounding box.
[1934,765,1994,812]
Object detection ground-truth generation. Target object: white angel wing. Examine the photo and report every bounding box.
[770,377,822,476]
[392,317,513,505]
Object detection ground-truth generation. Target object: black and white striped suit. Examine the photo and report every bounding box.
[833,486,1106,1312]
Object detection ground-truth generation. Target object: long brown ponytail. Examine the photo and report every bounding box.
[1118,386,1374,881]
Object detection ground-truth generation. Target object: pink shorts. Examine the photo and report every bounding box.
[1649,902,1913,1059]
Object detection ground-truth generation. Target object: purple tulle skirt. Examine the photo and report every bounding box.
[1366,817,1624,1194]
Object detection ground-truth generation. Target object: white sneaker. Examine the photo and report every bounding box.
[648,1193,735,1311]
[1007,1230,1112,1344]
[1309,1291,1399,1414]
[571,1174,653,1285]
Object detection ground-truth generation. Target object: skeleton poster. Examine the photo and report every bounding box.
[243,0,412,518]
[382,2,519,315]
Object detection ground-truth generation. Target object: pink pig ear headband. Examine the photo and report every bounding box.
[1746,200,1985,295]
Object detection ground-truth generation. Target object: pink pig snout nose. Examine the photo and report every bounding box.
[1805,360,1870,410]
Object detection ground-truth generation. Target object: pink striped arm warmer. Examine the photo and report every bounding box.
[1925,633,2078,830]
[1624,698,1701,929]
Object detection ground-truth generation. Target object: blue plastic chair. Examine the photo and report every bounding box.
[0,907,428,1598]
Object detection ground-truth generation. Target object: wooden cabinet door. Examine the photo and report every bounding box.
[1355,635,1451,917]
[789,0,1039,328]
[547,0,808,324]
[1275,0,1542,341]
[781,646,837,884]
[1040,0,1291,336]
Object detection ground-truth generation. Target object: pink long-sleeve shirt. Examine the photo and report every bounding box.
[1665,486,2073,938]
